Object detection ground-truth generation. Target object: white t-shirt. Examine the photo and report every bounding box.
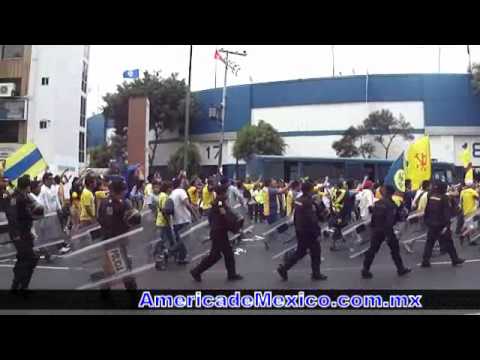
[169,188,192,225]
[39,184,61,214]
[357,189,374,220]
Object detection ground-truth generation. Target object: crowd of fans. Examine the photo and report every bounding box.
[2,167,479,262]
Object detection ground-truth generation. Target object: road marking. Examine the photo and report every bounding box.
[61,227,144,259]
[0,264,77,271]
[416,258,480,266]
[272,245,296,260]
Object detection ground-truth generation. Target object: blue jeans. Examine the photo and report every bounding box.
[170,223,188,261]
[267,212,279,225]
[153,226,174,256]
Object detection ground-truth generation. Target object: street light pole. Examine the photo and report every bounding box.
[183,45,193,173]
[218,52,228,175]
[217,48,247,175]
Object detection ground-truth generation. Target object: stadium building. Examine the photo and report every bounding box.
[149,73,480,179]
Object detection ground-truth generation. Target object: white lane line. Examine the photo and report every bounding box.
[192,250,209,262]
[272,245,296,260]
[0,264,79,271]
[61,227,144,259]
[416,258,480,266]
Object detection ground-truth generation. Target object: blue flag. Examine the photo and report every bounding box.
[123,69,140,79]
[384,152,405,193]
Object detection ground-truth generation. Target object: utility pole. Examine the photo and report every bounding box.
[331,45,335,77]
[217,48,247,175]
[183,45,193,173]
[438,46,441,73]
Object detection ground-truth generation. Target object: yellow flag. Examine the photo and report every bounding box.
[405,136,431,191]
[461,147,472,168]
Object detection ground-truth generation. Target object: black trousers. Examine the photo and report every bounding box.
[455,213,465,235]
[283,231,321,276]
[423,226,459,263]
[192,234,236,277]
[12,232,39,290]
[363,230,405,272]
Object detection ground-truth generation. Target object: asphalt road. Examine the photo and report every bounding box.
[1,213,480,314]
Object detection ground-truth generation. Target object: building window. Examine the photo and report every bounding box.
[80,96,86,127]
[0,121,19,142]
[79,132,85,163]
[81,61,88,93]
[41,77,49,86]
[1,45,24,59]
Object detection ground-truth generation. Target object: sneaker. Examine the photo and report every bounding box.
[190,270,201,282]
[227,274,243,281]
[361,269,373,279]
[59,245,71,254]
[452,258,465,266]
[311,273,328,281]
[420,261,431,268]
[277,265,288,281]
[398,268,412,277]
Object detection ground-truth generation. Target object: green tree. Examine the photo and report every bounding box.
[233,120,287,161]
[102,71,200,168]
[168,143,201,179]
[88,144,112,168]
[363,110,414,159]
[331,110,414,159]
[472,63,480,94]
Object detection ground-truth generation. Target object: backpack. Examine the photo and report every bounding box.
[162,198,175,217]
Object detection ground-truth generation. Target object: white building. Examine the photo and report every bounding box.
[0,45,89,173]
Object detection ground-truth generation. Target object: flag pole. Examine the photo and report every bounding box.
[214,46,218,88]
[468,45,472,74]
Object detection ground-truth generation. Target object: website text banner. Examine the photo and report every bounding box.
[1,290,480,310]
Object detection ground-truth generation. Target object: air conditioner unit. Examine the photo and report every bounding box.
[0,83,16,97]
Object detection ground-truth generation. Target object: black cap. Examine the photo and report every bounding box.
[110,179,127,194]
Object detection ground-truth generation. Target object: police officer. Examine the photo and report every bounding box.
[97,179,141,290]
[190,184,243,282]
[361,185,411,279]
[277,181,327,281]
[421,181,465,268]
[7,175,44,292]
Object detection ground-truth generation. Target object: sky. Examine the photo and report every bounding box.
[86,45,480,116]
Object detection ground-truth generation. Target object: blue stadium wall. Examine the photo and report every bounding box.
[149,74,480,178]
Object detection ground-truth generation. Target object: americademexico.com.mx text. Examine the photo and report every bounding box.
[137,291,423,310]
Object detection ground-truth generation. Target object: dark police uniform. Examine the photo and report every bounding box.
[279,192,326,280]
[97,195,138,289]
[422,191,464,267]
[190,197,242,281]
[6,190,41,290]
[362,196,410,278]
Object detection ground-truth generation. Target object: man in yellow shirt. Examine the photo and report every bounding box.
[286,181,300,217]
[187,179,200,208]
[80,175,97,227]
[461,143,474,184]
[201,179,215,218]
[460,184,479,217]
[154,181,174,270]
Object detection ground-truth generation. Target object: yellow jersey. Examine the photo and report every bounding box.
[201,185,215,210]
[80,188,95,221]
[187,186,199,205]
[156,192,169,227]
[286,190,294,217]
[461,188,479,217]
